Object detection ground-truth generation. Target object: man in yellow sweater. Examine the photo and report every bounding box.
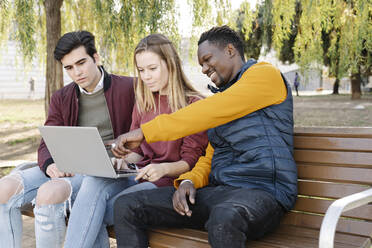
[112,26,297,248]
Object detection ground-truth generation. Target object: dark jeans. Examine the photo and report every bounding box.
[114,185,285,248]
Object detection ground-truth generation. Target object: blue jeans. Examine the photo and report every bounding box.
[64,176,156,248]
[114,186,285,248]
[0,166,83,248]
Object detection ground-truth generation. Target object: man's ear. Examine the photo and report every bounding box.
[225,43,237,58]
[93,53,100,65]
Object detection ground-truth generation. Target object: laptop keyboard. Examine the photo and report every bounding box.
[116,169,137,174]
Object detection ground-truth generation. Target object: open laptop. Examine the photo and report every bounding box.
[38,126,138,178]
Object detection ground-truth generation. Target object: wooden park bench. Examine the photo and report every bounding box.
[16,127,372,247]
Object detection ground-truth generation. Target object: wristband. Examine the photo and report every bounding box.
[180,179,194,186]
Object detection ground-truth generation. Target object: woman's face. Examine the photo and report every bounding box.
[136,51,169,94]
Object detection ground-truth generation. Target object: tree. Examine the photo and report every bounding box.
[268,0,371,99]
[44,0,63,113]
[232,0,370,99]
[235,1,263,60]
[0,0,180,115]
[321,19,342,94]
[236,0,302,63]
[185,0,233,62]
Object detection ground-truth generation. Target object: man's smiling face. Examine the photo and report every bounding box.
[197,40,235,88]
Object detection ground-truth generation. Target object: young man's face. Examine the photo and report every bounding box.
[197,40,235,88]
[61,46,101,92]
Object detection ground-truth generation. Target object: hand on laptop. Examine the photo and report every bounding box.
[110,128,145,158]
[46,163,74,178]
[111,158,129,170]
[135,163,166,182]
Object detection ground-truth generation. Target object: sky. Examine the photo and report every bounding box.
[177,0,258,36]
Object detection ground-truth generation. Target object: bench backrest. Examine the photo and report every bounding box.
[19,127,372,244]
[283,127,372,238]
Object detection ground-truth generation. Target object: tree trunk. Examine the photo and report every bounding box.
[350,73,362,100]
[332,78,339,94]
[43,0,63,117]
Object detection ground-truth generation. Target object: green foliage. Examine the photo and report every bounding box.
[188,0,211,27]
[14,0,37,63]
[186,0,233,63]
[264,0,371,78]
[239,1,257,40]
[236,1,261,60]
[3,0,370,85]
[293,0,324,71]
[338,0,371,75]
[277,1,301,63]
[261,0,273,52]
[0,0,11,45]
[0,0,181,75]
[272,0,296,53]
[0,0,45,66]
[60,0,180,75]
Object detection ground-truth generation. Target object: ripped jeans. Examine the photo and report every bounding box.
[0,166,83,248]
[64,176,157,248]
[114,186,285,248]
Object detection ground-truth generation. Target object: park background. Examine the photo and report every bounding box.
[0,0,371,247]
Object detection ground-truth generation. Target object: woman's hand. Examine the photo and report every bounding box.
[135,163,168,182]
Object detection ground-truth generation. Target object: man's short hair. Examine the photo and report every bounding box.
[54,31,97,61]
[198,25,245,61]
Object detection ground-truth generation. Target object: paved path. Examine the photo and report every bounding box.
[22,216,117,247]
[22,216,36,248]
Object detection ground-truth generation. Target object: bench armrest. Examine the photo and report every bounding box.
[11,161,38,172]
[319,188,372,248]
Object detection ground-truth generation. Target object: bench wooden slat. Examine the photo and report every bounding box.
[20,203,34,217]
[150,228,209,243]
[248,241,288,248]
[147,225,371,248]
[294,136,372,152]
[247,240,286,248]
[294,127,372,138]
[148,231,210,248]
[261,231,362,248]
[282,212,372,237]
[297,164,372,184]
[298,180,369,199]
[293,197,372,221]
[294,150,372,166]
[255,234,320,248]
[275,225,371,247]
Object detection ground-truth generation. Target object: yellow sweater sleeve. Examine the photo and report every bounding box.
[141,62,286,143]
[174,143,214,189]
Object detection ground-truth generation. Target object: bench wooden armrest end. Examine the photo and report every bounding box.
[319,188,372,248]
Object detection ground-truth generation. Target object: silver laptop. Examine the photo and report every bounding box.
[38,126,137,178]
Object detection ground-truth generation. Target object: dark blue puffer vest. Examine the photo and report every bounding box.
[207,60,297,210]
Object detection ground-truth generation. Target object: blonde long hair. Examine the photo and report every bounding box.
[134,34,202,113]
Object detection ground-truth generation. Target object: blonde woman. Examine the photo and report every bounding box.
[63,34,208,248]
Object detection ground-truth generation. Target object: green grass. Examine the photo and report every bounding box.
[293,93,372,127]
[6,136,38,146]
[0,99,45,125]
[0,167,13,177]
